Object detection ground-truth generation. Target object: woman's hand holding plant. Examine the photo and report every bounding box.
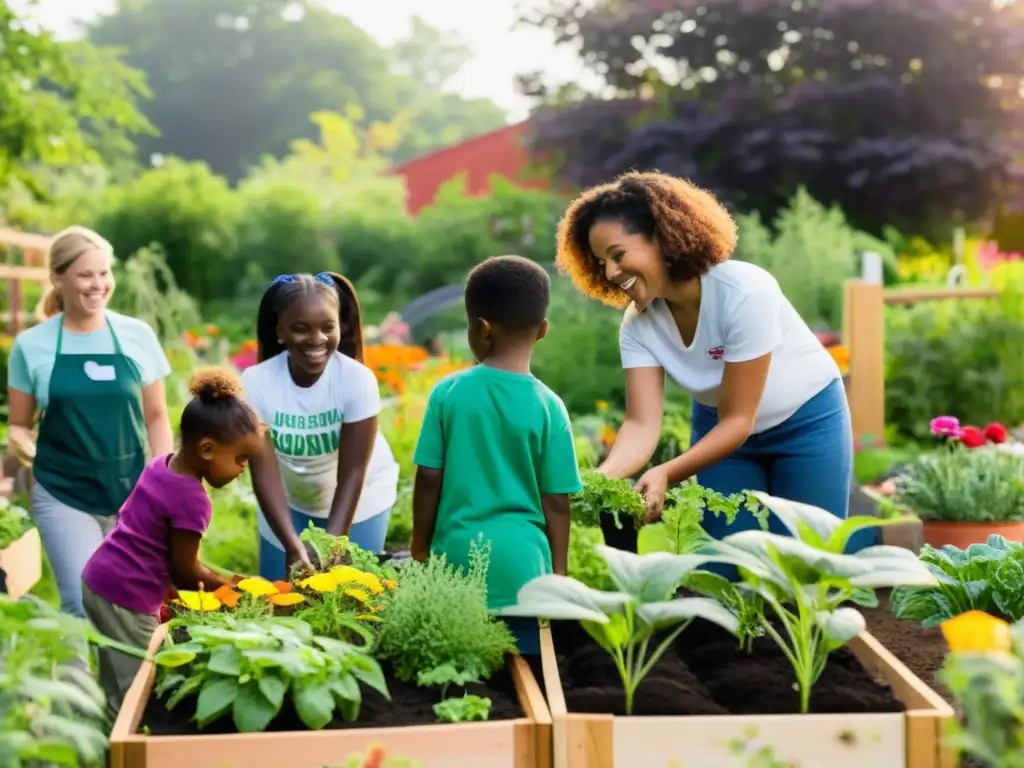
[634,465,670,523]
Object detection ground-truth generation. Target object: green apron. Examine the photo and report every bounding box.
[33,315,148,517]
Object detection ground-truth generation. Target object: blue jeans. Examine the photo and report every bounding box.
[258,508,391,581]
[31,481,117,616]
[503,617,540,656]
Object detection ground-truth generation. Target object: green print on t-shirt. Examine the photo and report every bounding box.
[271,408,341,456]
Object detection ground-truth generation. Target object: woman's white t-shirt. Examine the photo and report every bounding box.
[241,351,399,544]
[619,260,840,434]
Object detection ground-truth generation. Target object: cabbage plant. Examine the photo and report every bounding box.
[498,546,738,714]
[704,493,939,712]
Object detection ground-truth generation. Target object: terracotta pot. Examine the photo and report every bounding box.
[921,520,1024,550]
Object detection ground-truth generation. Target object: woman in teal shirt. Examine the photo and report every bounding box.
[7,227,173,616]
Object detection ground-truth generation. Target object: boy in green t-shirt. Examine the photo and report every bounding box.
[411,255,583,654]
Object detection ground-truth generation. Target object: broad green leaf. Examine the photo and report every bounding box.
[257,675,288,709]
[637,597,740,635]
[195,677,240,727]
[752,492,841,543]
[330,674,362,709]
[165,673,204,709]
[154,643,202,668]
[727,531,872,580]
[207,644,243,677]
[597,546,707,602]
[602,611,631,647]
[32,713,108,762]
[815,608,866,644]
[497,574,630,622]
[293,681,335,730]
[849,567,939,588]
[233,680,279,732]
[19,676,105,720]
[826,515,912,553]
[351,657,390,699]
[23,738,79,766]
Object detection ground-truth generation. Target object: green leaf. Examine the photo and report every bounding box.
[597,546,708,602]
[636,597,740,635]
[752,492,842,544]
[497,574,630,622]
[207,644,243,677]
[826,515,913,553]
[154,644,201,668]
[257,675,288,709]
[23,738,80,766]
[293,681,336,730]
[351,657,390,700]
[232,680,280,733]
[195,677,240,727]
[166,673,204,709]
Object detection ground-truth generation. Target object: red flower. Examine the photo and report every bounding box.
[960,426,987,448]
[984,422,1008,444]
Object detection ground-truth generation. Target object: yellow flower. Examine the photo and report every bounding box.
[383,579,398,590]
[267,592,306,606]
[237,577,279,597]
[941,610,1012,653]
[300,572,342,593]
[329,566,384,595]
[344,588,370,604]
[596,400,608,411]
[177,591,221,612]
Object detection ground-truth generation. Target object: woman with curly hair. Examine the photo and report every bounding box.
[557,172,852,555]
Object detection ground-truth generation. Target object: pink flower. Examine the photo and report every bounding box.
[960,426,986,449]
[930,416,962,438]
[984,422,1008,444]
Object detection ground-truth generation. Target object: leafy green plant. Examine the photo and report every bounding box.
[433,694,492,723]
[682,570,765,653]
[891,535,1024,625]
[0,593,150,767]
[0,498,32,550]
[892,446,1024,523]
[298,522,398,582]
[501,545,740,714]
[571,470,646,529]
[154,616,388,732]
[567,522,613,590]
[375,543,515,691]
[660,484,767,555]
[704,494,938,712]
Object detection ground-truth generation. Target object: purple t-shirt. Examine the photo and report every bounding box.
[83,454,212,615]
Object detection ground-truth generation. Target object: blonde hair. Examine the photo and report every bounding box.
[43,226,115,317]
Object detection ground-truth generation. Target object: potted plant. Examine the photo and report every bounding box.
[891,420,1024,548]
[0,498,40,599]
[500,493,955,767]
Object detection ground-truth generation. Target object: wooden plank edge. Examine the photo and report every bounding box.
[110,624,168,743]
[850,631,953,715]
[539,622,567,717]
[510,651,553,768]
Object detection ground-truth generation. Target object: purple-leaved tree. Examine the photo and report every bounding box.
[520,0,1024,235]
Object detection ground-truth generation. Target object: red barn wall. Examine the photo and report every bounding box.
[392,121,552,215]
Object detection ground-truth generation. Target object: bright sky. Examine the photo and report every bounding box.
[14,0,592,121]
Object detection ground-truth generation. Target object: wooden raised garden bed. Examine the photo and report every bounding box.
[109,626,552,768]
[0,527,41,599]
[539,621,955,768]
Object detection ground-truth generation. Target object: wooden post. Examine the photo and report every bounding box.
[843,280,885,448]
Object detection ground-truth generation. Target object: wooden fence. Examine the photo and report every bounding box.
[842,279,1001,448]
[0,227,52,334]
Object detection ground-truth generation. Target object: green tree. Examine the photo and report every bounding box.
[0,0,152,193]
[87,0,404,181]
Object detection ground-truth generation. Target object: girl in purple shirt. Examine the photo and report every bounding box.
[82,366,265,717]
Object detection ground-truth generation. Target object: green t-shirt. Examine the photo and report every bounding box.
[413,365,583,610]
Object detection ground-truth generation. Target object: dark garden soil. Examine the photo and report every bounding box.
[139,660,524,735]
[553,614,903,716]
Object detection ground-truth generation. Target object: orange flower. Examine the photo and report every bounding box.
[205,324,220,336]
[272,580,292,594]
[212,584,242,608]
[361,743,388,768]
[941,610,1012,653]
[601,424,616,447]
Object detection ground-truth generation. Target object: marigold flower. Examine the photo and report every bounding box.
[300,572,341,593]
[212,584,242,608]
[941,610,1011,653]
[237,577,279,597]
[267,592,305,606]
[177,590,221,612]
[344,588,370,603]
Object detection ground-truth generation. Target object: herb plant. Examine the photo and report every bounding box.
[299,522,398,581]
[893,446,1024,523]
[155,616,388,732]
[567,522,613,590]
[433,695,492,723]
[661,483,767,555]
[375,543,515,701]
[501,545,740,714]
[704,493,938,712]
[891,535,1024,625]
[0,498,32,550]
[571,470,646,528]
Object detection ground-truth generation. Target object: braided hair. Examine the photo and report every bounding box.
[255,271,365,363]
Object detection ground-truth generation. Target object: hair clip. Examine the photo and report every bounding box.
[314,272,336,287]
[270,274,297,287]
